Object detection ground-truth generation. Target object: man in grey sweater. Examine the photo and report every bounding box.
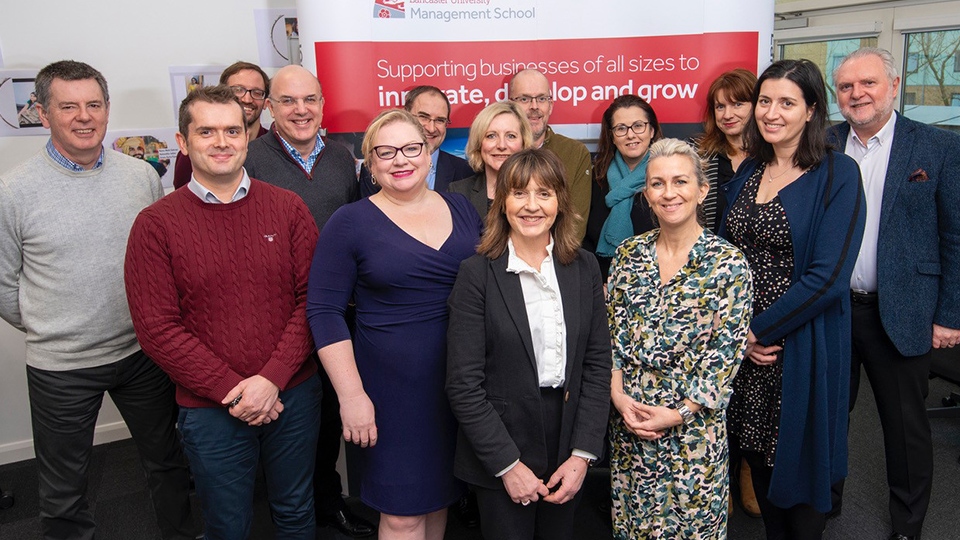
[0,60,197,540]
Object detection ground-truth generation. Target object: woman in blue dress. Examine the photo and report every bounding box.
[307,109,482,540]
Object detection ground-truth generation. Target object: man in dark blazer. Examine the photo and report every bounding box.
[445,245,612,539]
[360,85,474,197]
[828,47,960,540]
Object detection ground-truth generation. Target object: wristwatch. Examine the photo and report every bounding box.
[676,402,695,425]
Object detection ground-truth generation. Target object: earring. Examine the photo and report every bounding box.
[371,175,377,185]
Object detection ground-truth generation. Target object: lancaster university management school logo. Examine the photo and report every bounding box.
[374,0,405,18]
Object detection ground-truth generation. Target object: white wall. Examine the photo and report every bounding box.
[0,0,295,465]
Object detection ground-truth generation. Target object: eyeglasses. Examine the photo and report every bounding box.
[373,143,425,160]
[510,95,552,105]
[269,95,322,108]
[415,112,450,127]
[612,121,649,137]
[229,85,266,100]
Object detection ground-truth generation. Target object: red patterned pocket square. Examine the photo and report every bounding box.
[909,168,929,182]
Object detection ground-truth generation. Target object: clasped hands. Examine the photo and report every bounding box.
[502,456,588,507]
[221,375,282,426]
[746,329,780,366]
[613,393,684,441]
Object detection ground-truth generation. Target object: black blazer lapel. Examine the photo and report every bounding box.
[490,255,537,371]
[555,258,582,385]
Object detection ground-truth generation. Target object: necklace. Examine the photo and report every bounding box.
[766,162,793,182]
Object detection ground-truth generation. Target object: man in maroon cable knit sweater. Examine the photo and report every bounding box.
[124,85,321,540]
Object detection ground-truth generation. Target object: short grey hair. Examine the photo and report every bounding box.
[645,138,708,227]
[833,47,899,86]
[646,138,708,189]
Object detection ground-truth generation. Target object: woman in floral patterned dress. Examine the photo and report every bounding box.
[608,138,753,539]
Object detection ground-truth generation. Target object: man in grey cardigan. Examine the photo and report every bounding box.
[0,60,197,540]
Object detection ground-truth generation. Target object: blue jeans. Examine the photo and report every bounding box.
[178,374,322,540]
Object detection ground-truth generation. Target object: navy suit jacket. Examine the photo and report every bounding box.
[445,249,612,489]
[359,149,474,197]
[828,114,960,357]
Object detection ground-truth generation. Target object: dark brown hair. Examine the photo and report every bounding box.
[219,61,270,95]
[178,85,245,137]
[404,85,451,117]
[594,95,662,189]
[477,148,581,265]
[744,59,829,170]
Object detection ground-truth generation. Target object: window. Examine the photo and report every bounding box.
[902,29,960,131]
[779,37,878,122]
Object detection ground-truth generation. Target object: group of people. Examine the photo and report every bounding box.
[0,44,956,540]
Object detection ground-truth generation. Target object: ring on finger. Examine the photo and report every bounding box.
[521,500,531,506]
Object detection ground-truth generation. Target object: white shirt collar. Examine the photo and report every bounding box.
[506,237,555,274]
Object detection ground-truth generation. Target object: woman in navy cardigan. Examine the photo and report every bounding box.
[719,59,866,539]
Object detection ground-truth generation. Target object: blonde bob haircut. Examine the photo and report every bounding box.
[477,148,582,265]
[464,101,533,172]
[645,138,709,226]
[361,109,428,165]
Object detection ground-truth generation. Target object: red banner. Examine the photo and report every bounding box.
[315,32,757,132]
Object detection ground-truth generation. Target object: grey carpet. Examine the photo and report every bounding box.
[1,374,958,539]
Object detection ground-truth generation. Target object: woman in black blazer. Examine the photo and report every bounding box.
[446,148,612,540]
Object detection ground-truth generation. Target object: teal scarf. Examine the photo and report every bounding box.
[596,151,648,257]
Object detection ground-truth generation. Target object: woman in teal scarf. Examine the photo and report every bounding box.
[582,95,662,279]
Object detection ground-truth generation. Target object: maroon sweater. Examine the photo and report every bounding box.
[125,179,319,408]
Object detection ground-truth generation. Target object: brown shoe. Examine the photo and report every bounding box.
[739,458,761,518]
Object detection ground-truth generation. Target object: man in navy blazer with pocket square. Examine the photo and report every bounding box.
[828,47,960,540]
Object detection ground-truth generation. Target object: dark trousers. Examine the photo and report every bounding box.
[313,367,347,515]
[744,452,825,540]
[26,350,196,540]
[178,373,322,540]
[834,298,933,536]
[472,388,580,540]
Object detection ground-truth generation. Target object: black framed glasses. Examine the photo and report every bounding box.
[612,121,649,137]
[510,95,552,105]
[229,85,266,100]
[373,143,425,160]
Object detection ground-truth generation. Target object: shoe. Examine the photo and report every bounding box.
[738,458,761,518]
[323,509,375,538]
[888,534,919,540]
[454,491,481,529]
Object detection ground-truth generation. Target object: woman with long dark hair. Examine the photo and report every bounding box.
[582,94,662,279]
[720,59,866,539]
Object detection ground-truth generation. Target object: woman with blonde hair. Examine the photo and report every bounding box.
[608,138,752,539]
[308,109,482,540]
[449,101,533,220]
